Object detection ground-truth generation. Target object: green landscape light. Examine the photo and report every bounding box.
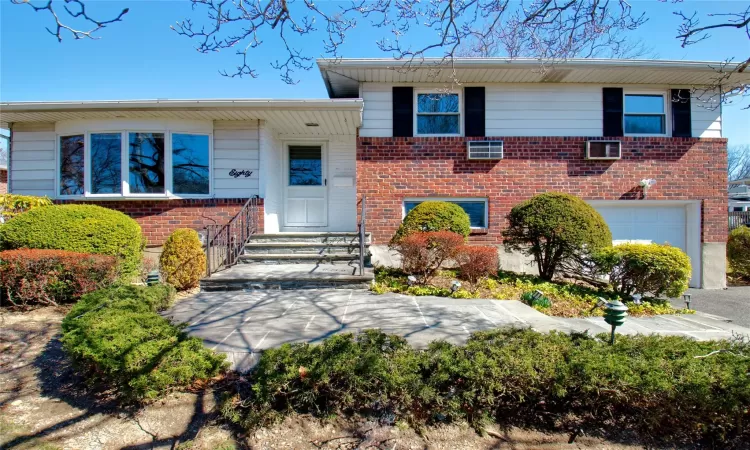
[602,298,629,345]
[683,293,692,310]
[146,270,161,286]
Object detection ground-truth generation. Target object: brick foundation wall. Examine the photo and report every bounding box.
[357,136,728,245]
[0,169,7,195]
[56,198,264,246]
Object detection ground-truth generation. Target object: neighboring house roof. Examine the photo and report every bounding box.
[0,99,363,135]
[317,58,750,98]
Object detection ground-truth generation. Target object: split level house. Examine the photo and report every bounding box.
[1,58,747,289]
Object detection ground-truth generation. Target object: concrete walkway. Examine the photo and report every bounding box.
[165,289,750,372]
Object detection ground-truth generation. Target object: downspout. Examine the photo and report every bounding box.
[7,123,12,194]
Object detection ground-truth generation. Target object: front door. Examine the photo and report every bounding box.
[284,144,327,227]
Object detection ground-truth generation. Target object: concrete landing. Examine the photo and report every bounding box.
[200,264,374,291]
[165,289,750,372]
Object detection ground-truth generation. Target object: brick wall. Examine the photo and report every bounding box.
[357,136,728,245]
[0,169,7,195]
[56,198,264,246]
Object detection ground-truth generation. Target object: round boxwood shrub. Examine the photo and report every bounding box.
[502,192,612,280]
[160,228,206,290]
[727,226,750,280]
[391,201,471,243]
[0,204,143,278]
[595,243,692,298]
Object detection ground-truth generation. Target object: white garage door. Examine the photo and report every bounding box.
[594,205,687,253]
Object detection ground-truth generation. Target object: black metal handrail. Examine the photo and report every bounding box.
[358,195,366,276]
[205,197,260,276]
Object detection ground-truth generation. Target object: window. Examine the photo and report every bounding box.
[129,132,165,194]
[172,134,210,195]
[416,93,460,135]
[624,94,666,135]
[91,133,122,194]
[58,130,211,198]
[289,145,323,186]
[59,135,84,196]
[404,198,488,228]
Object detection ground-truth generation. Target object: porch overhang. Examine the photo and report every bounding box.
[318,57,750,98]
[0,98,363,135]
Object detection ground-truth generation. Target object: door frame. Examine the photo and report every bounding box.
[282,140,328,227]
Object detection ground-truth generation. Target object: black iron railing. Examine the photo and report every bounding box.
[205,197,260,276]
[729,211,750,231]
[358,196,366,276]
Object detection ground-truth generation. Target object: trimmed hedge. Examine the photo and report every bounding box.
[390,231,464,284]
[160,228,206,290]
[0,194,52,222]
[222,329,750,447]
[0,249,118,307]
[0,204,143,278]
[503,193,612,280]
[595,243,692,298]
[728,226,750,280]
[392,201,471,243]
[62,285,227,401]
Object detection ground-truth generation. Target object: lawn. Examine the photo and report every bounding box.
[371,268,692,318]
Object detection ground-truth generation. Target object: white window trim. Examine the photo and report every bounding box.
[55,130,213,200]
[623,90,670,137]
[402,197,488,229]
[413,90,463,137]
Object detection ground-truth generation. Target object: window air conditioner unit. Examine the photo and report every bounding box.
[467,141,503,160]
[586,140,621,160]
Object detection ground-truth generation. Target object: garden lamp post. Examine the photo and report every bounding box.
[146,270,161,286]
[603,298,629,345]
[683,293,692,310]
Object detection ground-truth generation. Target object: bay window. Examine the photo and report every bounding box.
[58,130,210,198]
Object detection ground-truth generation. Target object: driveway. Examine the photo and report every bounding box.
[167,289,750,372]
[669,287,750,328]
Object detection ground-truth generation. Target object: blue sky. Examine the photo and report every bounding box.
[1,0,748,144]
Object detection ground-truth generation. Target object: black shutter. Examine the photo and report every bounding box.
[392,87,413,137]
[464,87,485,137]
[671,89,692,138]
[602,87,624,137]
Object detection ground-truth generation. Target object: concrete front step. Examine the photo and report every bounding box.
[249,232,371,245]
[244,242,359,255]
[239,253,361,264]
[200,263,374,291]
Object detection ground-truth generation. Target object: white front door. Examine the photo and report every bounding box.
[284,144,327,227]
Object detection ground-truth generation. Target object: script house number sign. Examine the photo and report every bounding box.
[229,169,254,178]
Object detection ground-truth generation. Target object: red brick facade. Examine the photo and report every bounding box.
[56,198,264,246]
[0,169,7,195]
[357,136,728,245]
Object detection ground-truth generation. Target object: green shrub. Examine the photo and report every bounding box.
[62,284,226,401]
[520,290,552,309]
[0,249,118,308]
[727,226,750,280]
[222,328,750,447]
[0,194,52,222]
[595,243,692,298]
[502,193,612,281]
[160,228,206,290]
[391,201,471,243]
[0,204,143,279]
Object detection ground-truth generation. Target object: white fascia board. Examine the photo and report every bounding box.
[0,98,364,112]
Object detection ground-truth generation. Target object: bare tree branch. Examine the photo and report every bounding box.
[172,0,648,84]
[10,0,128,41]
[729,145,750,182]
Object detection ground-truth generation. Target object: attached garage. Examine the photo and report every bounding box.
[590,201,702,288]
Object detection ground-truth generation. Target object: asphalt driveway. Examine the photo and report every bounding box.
[166,289,750,372]
[669,286,750,328]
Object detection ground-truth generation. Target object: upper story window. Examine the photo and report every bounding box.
[58,131,210,198]
[415,92,461,135]
[624,93,666,135]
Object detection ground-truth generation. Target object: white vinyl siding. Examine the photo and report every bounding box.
[690,89,722,138]
[10,123,56,197]
[359,82,723,138]
[212,120,260,198]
